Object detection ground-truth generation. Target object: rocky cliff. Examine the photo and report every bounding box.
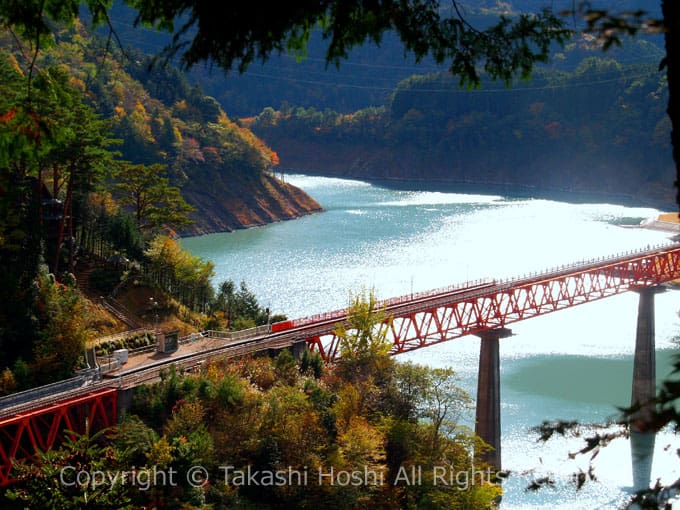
[179,173,323,237]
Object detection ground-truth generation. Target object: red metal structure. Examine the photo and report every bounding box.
[0,387,117,486]
[0,243,677,487]
[297,244,680,360]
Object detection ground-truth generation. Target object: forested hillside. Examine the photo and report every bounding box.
[101,0,661,207]
[4,22,321,236]
[0,20,319,389]
[94,0,673,207]
[4,294,501,509]
[180,1,663,118]
[248,49,674,207]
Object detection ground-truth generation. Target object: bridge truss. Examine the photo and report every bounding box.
[0,244,677,486]
[305,244,680,360]
[0,387,117,486]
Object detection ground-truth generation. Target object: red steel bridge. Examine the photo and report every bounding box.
[282,242,680,360]
[1,242,679,484]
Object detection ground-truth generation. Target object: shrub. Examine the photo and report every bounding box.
[94,332,156,356]
[88,268,122,293]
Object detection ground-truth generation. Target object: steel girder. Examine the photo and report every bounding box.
[306,246,680,361]
[0,387,118,486]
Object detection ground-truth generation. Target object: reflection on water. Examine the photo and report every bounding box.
[182,174,680,509]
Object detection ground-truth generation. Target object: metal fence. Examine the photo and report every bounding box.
[0,368,100,414]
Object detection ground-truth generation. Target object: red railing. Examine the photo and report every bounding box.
[304,243,680,360]
[1,242,678,486]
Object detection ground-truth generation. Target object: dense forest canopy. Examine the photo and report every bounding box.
[0,17,311,389]
[2,1,675,199]
[71,1,674,208]
[247,53,673,206]
[5,323,502,509]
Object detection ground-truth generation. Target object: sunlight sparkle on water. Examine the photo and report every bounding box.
[181,174,679,509]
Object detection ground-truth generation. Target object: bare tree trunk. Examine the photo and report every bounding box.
[68,197,74,274]
[53,172,73,276]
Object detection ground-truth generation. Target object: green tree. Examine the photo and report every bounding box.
[213,279,276,330]
[31,270,92,385]
[5,427,134,510]
[420,367,473,458]
[565,3,679,205]
[381,363,498,509]
[0,50,120,374]
[105,209,144,259]
[388,362,474,458]
[114,414,158,469]
[112,161,195,233]
[144,234,214,311]
[1,54,117,271]
[44,78,117,275]
[334,288,392,377]
[274,348,298,386]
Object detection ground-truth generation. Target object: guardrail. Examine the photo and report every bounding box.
[288,278,495,329]
[102,297,141,329]
[285,241,679,330]
[95,325,274,372]
[0,379,116,419]
[4,242,678,416]
[496,240,679,286]
[204,324,271,341]
[0,369,100,414]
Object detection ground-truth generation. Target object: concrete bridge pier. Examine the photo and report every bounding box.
[291,341,308,360]
[630,286,664,491]
[475,327,512,471]
[117,388,134,418]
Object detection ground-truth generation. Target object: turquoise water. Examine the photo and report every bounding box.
[182,174,680,509]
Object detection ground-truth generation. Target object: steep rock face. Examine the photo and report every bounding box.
[179,173,323,237]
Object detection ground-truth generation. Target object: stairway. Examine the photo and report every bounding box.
[101,297,141,330]
[75,265,96,294]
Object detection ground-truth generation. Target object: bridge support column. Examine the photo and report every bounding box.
[117,388,134,418]
[631,287,664,418]
[630,286,664,491]
[291,341,308,360]
[475,327,512,471]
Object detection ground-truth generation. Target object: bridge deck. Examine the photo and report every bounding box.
[1,242,678,419]
[0,242,678,486]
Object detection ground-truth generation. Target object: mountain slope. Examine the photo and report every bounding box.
[181,172,321,235]
[248,52,674,208]
[16,23,322,236]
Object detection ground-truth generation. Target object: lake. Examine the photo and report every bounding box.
[182,174,680,509]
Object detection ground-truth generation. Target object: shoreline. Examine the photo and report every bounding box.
[283,169,675,211]
[177,208,323,239]
[638,215,680,236]
[177,173,324,238]
[179,171,678,240]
